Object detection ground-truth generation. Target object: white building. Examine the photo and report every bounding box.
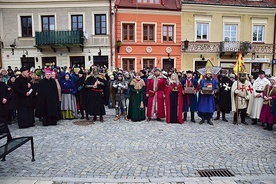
[0,0,115,70]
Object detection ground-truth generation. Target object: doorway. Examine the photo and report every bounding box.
[163,58,174,72]
[21,57,35,69]
[70,56,85,67]
[93,56,108,68]
[42,57,56,68]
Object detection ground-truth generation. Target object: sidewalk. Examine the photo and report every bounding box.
[0,108,275,184]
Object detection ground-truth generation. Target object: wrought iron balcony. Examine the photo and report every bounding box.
[35,30,84,52]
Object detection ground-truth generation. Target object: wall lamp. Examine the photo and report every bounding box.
[117,40,122,53]
[182,39,189,51]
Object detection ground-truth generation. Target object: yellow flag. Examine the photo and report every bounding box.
[233,52,246,76]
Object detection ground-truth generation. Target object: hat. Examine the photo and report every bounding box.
[74,67,81,74]
[117,71,123,77]
[186,70,193,74]
[153,67,161,72]
[35,69,43,76]
[45,70,52,74]
[230,74,235,78]
[20,67,29,72]
[269,76,276,81]
[15,71,21,75]
[238,72,247,77]
[78,70,84,75]
[258,70,265,75]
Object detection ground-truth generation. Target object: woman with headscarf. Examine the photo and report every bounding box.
[165,73,183,124]
[60,73,77,119]
[259,76,276,131]
[128,72,146,122]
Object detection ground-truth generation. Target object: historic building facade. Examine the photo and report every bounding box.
[181,0,276,76]
[0,0,115,70]
[114,0,182,72]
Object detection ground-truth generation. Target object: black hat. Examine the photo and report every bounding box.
[78,70,84,75]
[20,67,29,72]
[186,70,193,74]
[258,70,265,75]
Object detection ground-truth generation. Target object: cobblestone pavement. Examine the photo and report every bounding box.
[0,108,275,184]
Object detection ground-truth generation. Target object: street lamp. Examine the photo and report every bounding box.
[182,39,189,51]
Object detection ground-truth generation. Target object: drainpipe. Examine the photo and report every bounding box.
[272,14,276,76]
[109,0,113,70]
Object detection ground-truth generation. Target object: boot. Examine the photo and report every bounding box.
[251,118,257,125]
[214,111,220,120]
[80,111,84,119]
[183,113,187,121]
[267,124,273,131]
[222,112,228,122]
[93,115,97,121]
[199,119,205,124]
[114,115,120,121]
[191,112,195,123]
[207,120,214,125]
[100,116,104,122]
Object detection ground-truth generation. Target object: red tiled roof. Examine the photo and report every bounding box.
[182,0,276,8]
[115,0,181,11]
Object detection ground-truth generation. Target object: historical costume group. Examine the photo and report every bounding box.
[0,62,275,132]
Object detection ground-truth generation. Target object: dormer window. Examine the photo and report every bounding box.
[137,0,160,4]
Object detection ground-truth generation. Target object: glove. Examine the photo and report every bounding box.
[235,89,240,94]
[78,86,83,91]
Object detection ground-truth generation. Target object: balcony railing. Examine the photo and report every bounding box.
[220,41,240,52]
[35,30,83,46]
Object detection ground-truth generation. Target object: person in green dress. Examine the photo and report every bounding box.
[128,72,146,121]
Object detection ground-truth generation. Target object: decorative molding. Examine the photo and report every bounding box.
[166,47,172,54]
[126,46,132,53]
[146,46,152,53]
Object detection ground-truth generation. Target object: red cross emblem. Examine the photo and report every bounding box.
[240,85,246,91]
[247,86,253,93]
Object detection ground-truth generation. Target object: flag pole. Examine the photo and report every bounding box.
[235,73,239,125]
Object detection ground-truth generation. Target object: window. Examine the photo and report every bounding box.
[137,0,160,3]
[224,24,237,41]
[143,24,155,41]
[163,25,174,42]
[143,59,154,69]
[253,25,264,42]
[123,23,135,41]
[196,23,208,40]
[123,59,135,71]
[71,15,83,31]
[95,14,106,35]
[41,16,55,32]
[21,16,32,37]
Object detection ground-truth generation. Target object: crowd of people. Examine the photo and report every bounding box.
[0,64,275,131]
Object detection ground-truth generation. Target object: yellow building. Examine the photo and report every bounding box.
[181,0,276,77]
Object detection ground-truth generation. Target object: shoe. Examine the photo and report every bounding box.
[114,116,120,121]
[264,125,269,130]
[267,124,273,131]
[233,121,237,125]
[207,121,214,125]
[261,123,266,127]
[214,117,219,120]
[100,117,104,122]
[80,116,84,119]
[86,116,89,120]
[124,116,129,121]
[93,116,97,121]
[156,118,162,121]
[199,119,205,124]
[251,119,257,125]
[242,121,248,125]
[191,119,196,123]
[147,118,151,122]
[222,118,228,122]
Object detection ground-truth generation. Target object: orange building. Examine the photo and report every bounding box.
[115,0,181,72]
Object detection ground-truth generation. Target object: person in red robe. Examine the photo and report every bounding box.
[146,67,167,121]
[165,73,183,124]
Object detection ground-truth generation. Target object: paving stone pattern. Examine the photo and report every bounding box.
[0,108,275,184]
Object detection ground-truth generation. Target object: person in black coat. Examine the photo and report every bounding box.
[75,70,87,119]
[36,70,61,126]
[14,67,35,129]
[0,74,9,123]
[7,75,17,123]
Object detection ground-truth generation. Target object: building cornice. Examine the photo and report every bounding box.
[0,0,110,8]
[182,4,276,15]
[118,9,181,16]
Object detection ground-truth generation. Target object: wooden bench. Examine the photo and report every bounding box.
[0,119,35,162]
